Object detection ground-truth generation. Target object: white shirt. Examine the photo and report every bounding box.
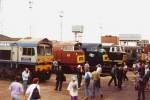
[67,81,78,96]
[25,84,40,100]
[145,68,150,75]
[124,65,127,69]
[53,61,58,66]
[132,64,136,68]
[22,71,30,81]
[96,67,102,74]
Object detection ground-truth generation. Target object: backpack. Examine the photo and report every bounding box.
[85,73,90,87]
[85,72,90,80]
[31,86,41,99]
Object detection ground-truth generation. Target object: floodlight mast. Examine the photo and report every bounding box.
[59,11,64,41]
[28,0,33,38]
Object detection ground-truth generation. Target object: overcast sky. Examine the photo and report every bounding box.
[0,0,150,43]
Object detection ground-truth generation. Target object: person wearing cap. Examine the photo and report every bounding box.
[67,76,78,100]
[25,78,40,100]
[76,65,83,88]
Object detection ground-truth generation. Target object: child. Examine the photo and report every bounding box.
[67,76,78,100]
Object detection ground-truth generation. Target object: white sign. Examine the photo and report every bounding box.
[21,57,31,62]
[119,34,141,41]
[72,25,84,33]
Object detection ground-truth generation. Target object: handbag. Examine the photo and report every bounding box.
[63,75,66,81]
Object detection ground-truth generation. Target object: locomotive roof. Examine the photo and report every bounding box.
[82,43,102,48]
[16,38,52,47]
[53,41,81,46]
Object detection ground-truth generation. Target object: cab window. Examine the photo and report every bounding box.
[63,45,74,51]
[37,46,44,55]
[37,46,52,56]
[45,47,52,55]
[23,48,35,56]
[74,44,82,50]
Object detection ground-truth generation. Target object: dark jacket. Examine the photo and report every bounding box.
[56,69,64,81]
[77,68,83,78]
[138,67,145,76]
[116,68,124,80]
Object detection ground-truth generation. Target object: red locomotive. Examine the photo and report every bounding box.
[52,41,85,73]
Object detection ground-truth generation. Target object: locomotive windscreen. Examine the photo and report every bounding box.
[108,53,124,60]
[0,50,11,60]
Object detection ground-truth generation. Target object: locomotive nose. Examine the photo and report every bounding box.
[103,54,110,62]
[77,55,85,64]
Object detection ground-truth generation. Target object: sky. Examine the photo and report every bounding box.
[0,0,150,43]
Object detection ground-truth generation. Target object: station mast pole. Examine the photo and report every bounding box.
[59,11,64,41]
[28,0,33,38]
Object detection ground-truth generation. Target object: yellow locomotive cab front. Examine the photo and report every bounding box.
[36,55,54,71]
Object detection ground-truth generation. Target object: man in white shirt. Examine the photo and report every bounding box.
[22,68,30,94]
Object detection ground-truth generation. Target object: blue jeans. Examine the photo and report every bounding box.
[92,80,100,97]
[84,80,91,97]
[12,95,20,100]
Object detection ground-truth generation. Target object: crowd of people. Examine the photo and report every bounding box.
[8,60,150,100]
[133,61,150,100]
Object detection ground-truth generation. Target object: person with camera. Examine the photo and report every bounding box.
[22,68,30,94]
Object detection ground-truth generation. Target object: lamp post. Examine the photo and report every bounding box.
[99,26,103,43]
[59,11,64,41]
[28,0,33,38]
